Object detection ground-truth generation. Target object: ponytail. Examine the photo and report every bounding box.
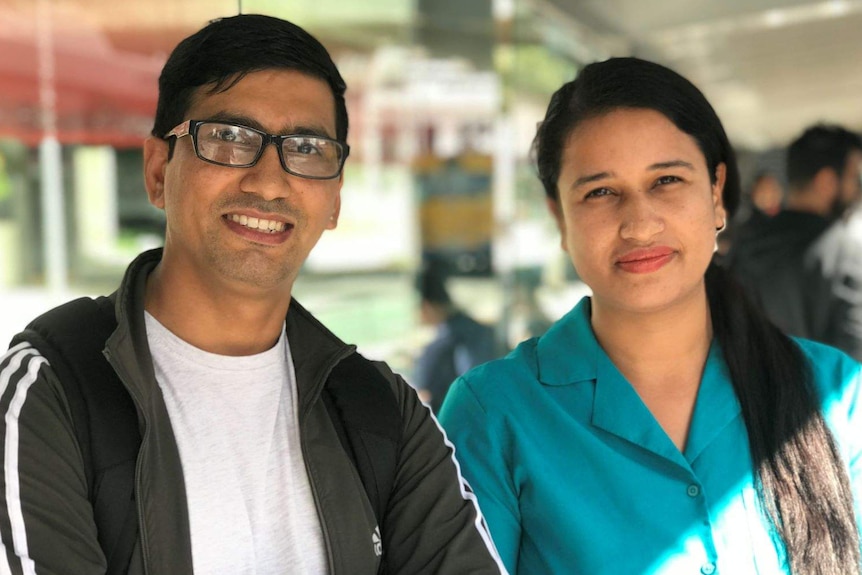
[706,262,860,574]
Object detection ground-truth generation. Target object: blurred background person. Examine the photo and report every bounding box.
[728,124,862,360]
[506,277,553,348]
[413,263,499,413]
[748,170,784,218]
[715,170,784,258]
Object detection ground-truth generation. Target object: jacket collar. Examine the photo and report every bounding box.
[285,297,356,418]
[109,248,355,414]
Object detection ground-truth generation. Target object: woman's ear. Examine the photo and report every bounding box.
[712,162,728,226]
[143,137,169,210]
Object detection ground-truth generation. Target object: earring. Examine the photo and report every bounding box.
[714,219,726,253]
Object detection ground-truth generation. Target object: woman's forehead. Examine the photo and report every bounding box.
[562,108,708,170]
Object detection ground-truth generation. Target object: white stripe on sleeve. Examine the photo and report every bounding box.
[0,343,47,575]
[426,405,510,575]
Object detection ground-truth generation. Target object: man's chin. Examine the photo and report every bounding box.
[210,252,296,291]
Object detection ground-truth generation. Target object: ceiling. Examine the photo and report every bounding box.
[542,0,862,150]
[2,0,861,151]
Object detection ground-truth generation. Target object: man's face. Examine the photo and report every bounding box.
[144,69,343,293]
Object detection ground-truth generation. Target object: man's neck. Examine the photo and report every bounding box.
[144,262,292,356]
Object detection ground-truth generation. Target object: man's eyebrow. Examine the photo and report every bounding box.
[288,126,335,139]
[202,112,335,139]
[648,160,695,171]
[571,171,613,189]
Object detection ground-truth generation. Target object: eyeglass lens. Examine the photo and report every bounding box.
[195,122,343,178]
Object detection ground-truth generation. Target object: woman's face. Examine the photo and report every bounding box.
[549,107,726,316]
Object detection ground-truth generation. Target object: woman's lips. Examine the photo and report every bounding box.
[616,247,675,274]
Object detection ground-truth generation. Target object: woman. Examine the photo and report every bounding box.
[438,57,861,575]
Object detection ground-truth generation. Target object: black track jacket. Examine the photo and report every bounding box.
[0,249,506,575]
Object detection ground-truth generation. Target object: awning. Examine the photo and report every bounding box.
[0,24,162,148]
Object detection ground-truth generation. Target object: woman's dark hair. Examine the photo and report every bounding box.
[535,57,859,574]
[152,14,348,144]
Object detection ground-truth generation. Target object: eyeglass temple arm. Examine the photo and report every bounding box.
[166,120,192,139]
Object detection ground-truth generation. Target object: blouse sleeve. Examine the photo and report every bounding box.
[439,376,522,573]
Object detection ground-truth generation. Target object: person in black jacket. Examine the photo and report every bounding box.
[413,264,499,413]
[0,14,506,575]
[728,124,862,360]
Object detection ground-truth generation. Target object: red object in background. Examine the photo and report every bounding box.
[0,21,163,148]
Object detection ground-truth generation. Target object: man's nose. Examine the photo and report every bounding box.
[240,143,292,200]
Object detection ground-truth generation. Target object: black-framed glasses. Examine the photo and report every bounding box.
[165,120,350,180]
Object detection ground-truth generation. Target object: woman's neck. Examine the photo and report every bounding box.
[590,290,712,377]
[589,290,714,451]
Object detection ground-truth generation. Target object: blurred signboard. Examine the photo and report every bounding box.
[415,150,493,276]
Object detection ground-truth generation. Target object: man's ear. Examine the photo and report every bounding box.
[545,196,568,253]
[325,174,343,230]
[143,137,169,210]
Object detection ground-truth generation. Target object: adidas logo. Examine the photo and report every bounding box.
[372,526,383,557]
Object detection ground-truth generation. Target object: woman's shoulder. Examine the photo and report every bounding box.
[792,337,862,409]
[793,337,860,372]
[458,337,542,396]
[439,338,542,422]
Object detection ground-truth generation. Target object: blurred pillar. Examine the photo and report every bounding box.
[491,0,516,349]
[36,0,67,292]
[74,146,118,262]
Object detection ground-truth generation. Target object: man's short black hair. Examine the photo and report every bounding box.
[152,14,348,144]
[787,124,862,189]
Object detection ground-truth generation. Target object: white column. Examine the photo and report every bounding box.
[36,0,67,292]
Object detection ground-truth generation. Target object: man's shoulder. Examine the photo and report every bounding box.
[10,297,112,353]
[729,211,830,273]
[807,215,862,271]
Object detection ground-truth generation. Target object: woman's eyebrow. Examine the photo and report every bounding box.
[569,160,696,190]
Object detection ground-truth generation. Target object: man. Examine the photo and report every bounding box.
[0,15,505,575]
[728,124,862,360]
[413,265,499,413]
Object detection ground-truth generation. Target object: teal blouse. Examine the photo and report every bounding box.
[439,297,862,575]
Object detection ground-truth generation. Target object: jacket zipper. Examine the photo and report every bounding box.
[299,348,354,574]
[104,348,152,575]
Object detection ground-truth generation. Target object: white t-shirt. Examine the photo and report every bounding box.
[145,313,328,574]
